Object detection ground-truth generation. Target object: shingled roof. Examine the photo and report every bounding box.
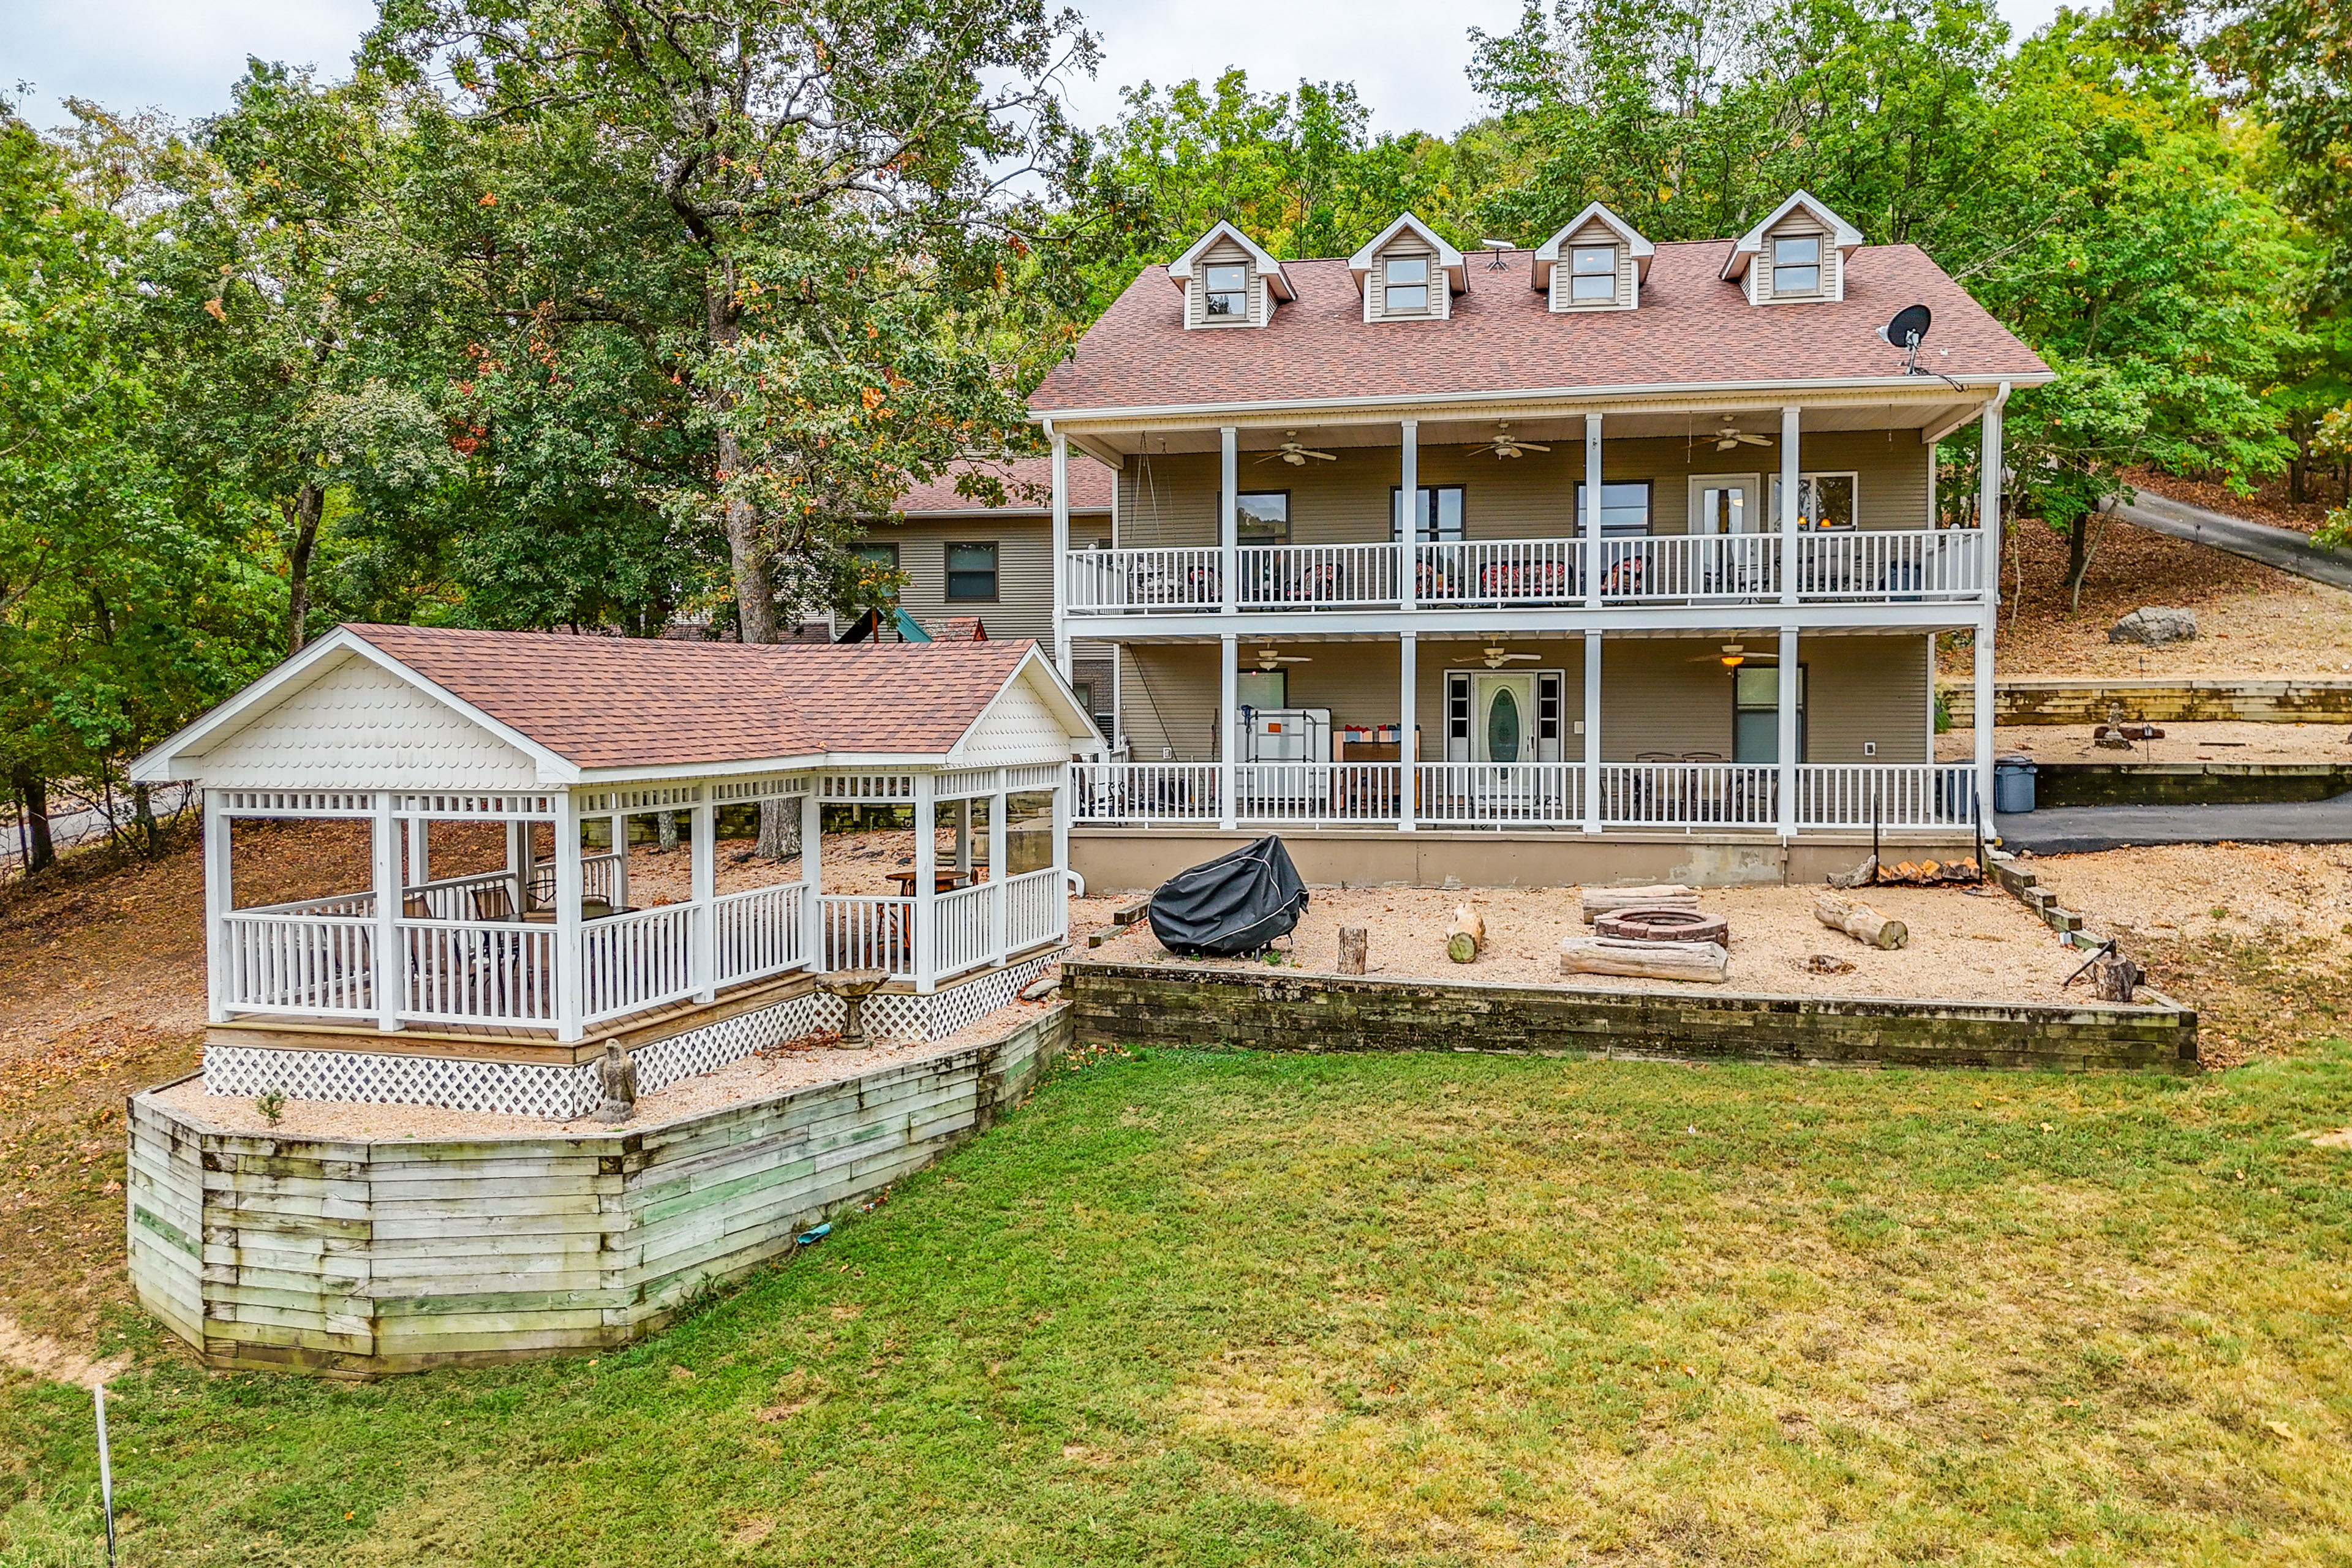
[894,454,1112,516]
[1030,241,2049,416]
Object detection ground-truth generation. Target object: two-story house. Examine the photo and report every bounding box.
[1024,194,2050,888]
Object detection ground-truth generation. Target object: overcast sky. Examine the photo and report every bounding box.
[7,0,2075,139]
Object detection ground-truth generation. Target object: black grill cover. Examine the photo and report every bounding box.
[1147,835,1310,957]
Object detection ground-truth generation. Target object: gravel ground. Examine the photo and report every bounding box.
[2018,842,2352,952]
[1080,883,2091,1004]
[1936,722,2352,764]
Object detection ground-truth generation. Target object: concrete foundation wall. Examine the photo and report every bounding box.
[126,1005,1072,1379]
[1070,827,1965,894]
[1065,962,2196,1073]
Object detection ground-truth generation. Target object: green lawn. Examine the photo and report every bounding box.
[6,1042,2351,1566]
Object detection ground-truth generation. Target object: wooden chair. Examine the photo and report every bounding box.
[472,884,518,922]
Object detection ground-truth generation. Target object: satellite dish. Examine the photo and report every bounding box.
[1482,238,1513,271]
[1876,303,1932,372]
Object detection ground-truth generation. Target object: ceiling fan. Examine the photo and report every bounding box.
[1252,646,1313,669]
[1468,422,1551,459]
[1256,430,1338,466]
[1477,645,1542,669]
[1708,417,1774,452]
[1687,641,1777,669]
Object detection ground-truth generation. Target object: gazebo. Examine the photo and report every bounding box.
[130,625,1103,1118]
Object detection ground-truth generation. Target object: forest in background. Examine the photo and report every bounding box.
[4,0,2348,869]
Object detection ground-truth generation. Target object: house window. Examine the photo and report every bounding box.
[1204,263,1248,320]
[945,541,998,600]
[1733,663,1806,764]
[1384,256,1429,314]
[1770,472,1858,530]
[1771,234,1822,295]
[851,543,901,599]
[1446,673,1471,745]
[1569,245,1616,302]
[1390,484,1465,541]
[1537,671,1563,744]
[1235,492,1290,546]
[1572,480,1652,535]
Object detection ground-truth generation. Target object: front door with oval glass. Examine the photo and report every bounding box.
[1474,674,1536,762]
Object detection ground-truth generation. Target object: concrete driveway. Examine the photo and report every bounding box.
[1997,792,2352,854]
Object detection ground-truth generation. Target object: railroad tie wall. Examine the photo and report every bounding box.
[127,1005,1070,1378]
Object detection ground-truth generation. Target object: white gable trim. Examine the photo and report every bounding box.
[129,627,580,786]
[1166,221,1295,301]
[944,645,1106,765]
[1347,214,1467,294]
[1721,190,1865,280]
[1531,202,1656,288]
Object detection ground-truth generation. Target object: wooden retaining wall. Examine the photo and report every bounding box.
[1063,962,2196,1074]
[1943,677,2352,728]
[2027,761,2352,808]
[126,1005,1070,1379]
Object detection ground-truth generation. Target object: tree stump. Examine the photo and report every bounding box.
[1814,894,1907,949]
[1337,926,1368,975]
[2092,954,2141,1002]
[1446,905,1485,964]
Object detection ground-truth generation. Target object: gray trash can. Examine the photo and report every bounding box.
[1993,755,2037,814]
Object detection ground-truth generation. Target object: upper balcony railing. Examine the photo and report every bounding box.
[1065,529,1986,616]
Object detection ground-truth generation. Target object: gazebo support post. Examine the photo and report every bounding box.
[1050,775,1070,939]
[203,791,231,1023]
[913,774,938,993]
[371,791,402,1032]
[554,790,585,1042]
[690,797,716,1003]
[801,787,823,973]
[609,810,629,910]
[507,820,533,912]
[988,786,1008,965]
[405,815,430,889]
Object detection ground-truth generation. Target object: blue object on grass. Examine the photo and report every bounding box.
[795,1223,831,1246]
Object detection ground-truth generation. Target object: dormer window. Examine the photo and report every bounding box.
[1569,246,1618,303]
[1385,257,1430,314]
[1772,235,1822,296]
[1205,263,1248,320]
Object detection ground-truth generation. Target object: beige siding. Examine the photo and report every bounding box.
[1365,233,1446,323]
[1805,635,1934,763]
[1186,237,1267,330]
[1597,641,1739,759]
[1752,213,1842,305]
[1115,429,1931,549]
[1550,219,1638,312]
[858,514,1109,643]
[1119,643,1223,761]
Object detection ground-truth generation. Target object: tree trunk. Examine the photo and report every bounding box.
[284,481,325,656]
[1336,925,1368,975]
[755,799,800,862]
[1580,884,1698,922]
[1814,894,1907,949]
[2065,511,2089,615]
[706,258,777,647]
[10,764,54,874]
[131,780,162,859]
[1446,903,1485,964]
[1559,936,1727,983]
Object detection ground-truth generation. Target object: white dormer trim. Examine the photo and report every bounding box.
[1167,221,1295,329]
[1346,214,1466,324]
[1721,190,1864,304]
[1532,203,1656,313]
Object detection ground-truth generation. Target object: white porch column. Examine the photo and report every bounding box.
[1582,413,1603,609]
[553,790,585,1042]
[608,812,629,911]
[913,772,938,993]
[955,797,973,876]
[800,786,823,972]
[204,791,231,1023]
[1050,430,1073,678]
[1218,632,1239,831]
[988,788,1009,964]
[405,815,429,890]
[1776,628,1801,837]
[371,791,402,1032]
[507,820,530,911]
[1973,620,1997,830]
[1219,425,1239,616]
[690,798,715,1003]
[1398,632,1418,832]
[1050,780,1071,935]
[1975,387,2007,826]
[1582,631,1604,834]
[1399,419,1419,611]
[1779,404,1801,606]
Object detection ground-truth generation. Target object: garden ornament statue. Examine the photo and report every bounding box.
[594,1038,638,1124]
[818,970,892,1049]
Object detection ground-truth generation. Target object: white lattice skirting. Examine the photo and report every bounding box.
[203,952,1061,1118]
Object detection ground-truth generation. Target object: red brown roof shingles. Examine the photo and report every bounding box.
[345,624,1047,771]
[894,454,1112,515]
[1030,241,2050,415]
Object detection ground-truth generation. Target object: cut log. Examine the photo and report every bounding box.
[1804,952,1856,974]
[1446,905,1485,965]
[1580,884,1698,922]
[1814,894,1908,949]
[1559,936,1728,983]
[1825,856,1878,890]
[2092,954,2142,1003]
[1594,907,1730,945]
[1336,925,1368,976]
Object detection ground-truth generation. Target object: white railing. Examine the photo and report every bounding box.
[713,882,807,987]
[249,889,377,918]
[581,903,696,1023]
[222,913,377,1016]
[1595,534,1781,601]
[1071,762,1222,824]
[933,881,995,980]
[1232,763,1404,823]
[821,895,914,978]
[1795,530,1984,600]
[1004,867,1065,951]
[527,851,620,907]
[1598,764,1778,826]
[396,919,555,1025]
[1415,763,1583,825]
[1237,543,1399,608]
[401,868,516,922]
[1797,764,1977,827]
[1415,539,1585,606]
[1062,529,1985,614]
[1065,548,1221,612]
